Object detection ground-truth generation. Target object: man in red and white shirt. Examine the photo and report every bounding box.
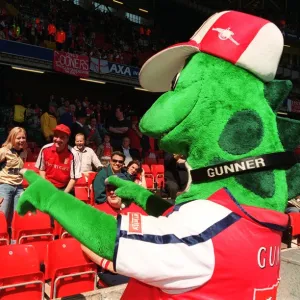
[35,124,81,193]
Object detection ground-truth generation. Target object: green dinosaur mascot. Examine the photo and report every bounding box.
[17,11,300,300]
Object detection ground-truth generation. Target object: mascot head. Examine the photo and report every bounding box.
[138,11,300,212]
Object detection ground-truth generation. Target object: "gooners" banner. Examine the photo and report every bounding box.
[53,51,89,78]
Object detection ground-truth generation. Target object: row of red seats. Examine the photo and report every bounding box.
[142,164,165,190]
[0,239,97,299]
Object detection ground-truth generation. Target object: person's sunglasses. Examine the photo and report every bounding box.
[106,184,116,193]
[112,159,124,164]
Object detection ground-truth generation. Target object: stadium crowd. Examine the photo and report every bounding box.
[0,0,166,67]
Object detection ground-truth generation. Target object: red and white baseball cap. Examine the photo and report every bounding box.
[139,11,284,92]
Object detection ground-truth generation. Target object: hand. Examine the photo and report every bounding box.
[17,169,59,215]
[107,175,151,210]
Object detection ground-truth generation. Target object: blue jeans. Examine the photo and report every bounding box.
[0,183,23,226]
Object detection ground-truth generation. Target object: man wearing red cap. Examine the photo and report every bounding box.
[35,124,81,193]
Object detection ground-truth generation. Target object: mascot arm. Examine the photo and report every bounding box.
[107,176,172,217]
[17,170,117,261]
[114,201,232,291]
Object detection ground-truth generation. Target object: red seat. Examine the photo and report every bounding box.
[44,238,97,298]
[27,142,37,151]
[22,162,39,188]
[0,212,9,246]
[157,158,164,165]
[88,172,97,206]
[75,186,90,204]
[11,211,54,263]
[151,164,165,189]
[0,244,44,299]
[142,164,154,189]
[75,174,88,187]
[33,147,41,154]
[53,220,72,239]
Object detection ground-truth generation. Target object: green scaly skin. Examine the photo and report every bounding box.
[17,52,300,262]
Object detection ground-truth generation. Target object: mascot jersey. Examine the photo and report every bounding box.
[17,11,300,300]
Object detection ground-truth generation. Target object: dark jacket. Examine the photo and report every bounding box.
[93,165,114,204]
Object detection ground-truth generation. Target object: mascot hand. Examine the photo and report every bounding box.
[107,176,172,216]
[107,175,151,209]
[17,169,58,215]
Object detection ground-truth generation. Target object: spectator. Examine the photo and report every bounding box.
[85,117,102,150]
[13,96,26,126]
[81,172,147,286]
[96,133,113,167]
[73,133,102,174]
[35,124,81,193]
[55,27,66,51]
[93,151,125,204]
[164,153,188,201]
[47,22,56,41]
[127,116,143,150]
[60,104,76,129]
[41,103,57,143]
[0,127,27,223]
[126,160,147,188]
[117,136,140,166]
[108,106,130,148]
[70,111,88,146]
[57,99,70,121]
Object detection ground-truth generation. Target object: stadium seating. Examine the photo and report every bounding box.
[44,238,97,299]
[11,211,54,263]
[22,162,39,188]
[151,164,165,190]
[75,186,90,204]
[53,220,72,239]
[142,164,155,189]
[0,244,44,300]
[0,212,9,246]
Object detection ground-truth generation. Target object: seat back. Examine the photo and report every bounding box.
[75,186,90,203]
[144,157,157,166]
[142,164,154,189]
[22,163,39,188]
[151,164,165,189]
[45,238,97,298]
[0,212,9,246]
[12,211,54,263]
[290,213,300,236]
[75,174,88,187]
[0,244,44,300]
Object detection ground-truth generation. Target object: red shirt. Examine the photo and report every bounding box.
[95,202,147,217]
[103,143,112,158]
[35,143,81,188]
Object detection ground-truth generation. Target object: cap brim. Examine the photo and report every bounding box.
[139,42,199,92]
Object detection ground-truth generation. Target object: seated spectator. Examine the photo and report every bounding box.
[93,151,125,204]
[96,133,113,167]
[116,137,140,166]
[164,153,188,202]
[35,124,81,193]
[126,160,147,188]
[41,103,57,143]
[73,133,102,174]
[0,127,27,224]
[82,172,147,286]
[70,111,88,146]
[108,106,130,149]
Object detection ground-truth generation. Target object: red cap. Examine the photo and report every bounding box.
[54,124,71,136]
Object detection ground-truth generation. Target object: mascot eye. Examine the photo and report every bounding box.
[171,73,180,91]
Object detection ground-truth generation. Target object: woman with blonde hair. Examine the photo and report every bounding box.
[0,127,27,223]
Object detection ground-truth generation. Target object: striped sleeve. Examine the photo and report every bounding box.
[70,147,82,179]
[35,147,45,171]
[114,200,240,294]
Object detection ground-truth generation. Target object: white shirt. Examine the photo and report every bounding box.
[73,146,102,172]
[122,147,132,166]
